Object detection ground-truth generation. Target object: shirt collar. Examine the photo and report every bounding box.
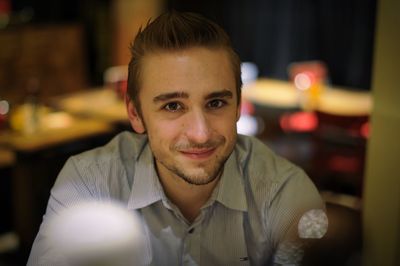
[127,139,165,210]
[213,148,248,212]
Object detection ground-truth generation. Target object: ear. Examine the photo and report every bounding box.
[125,94,146,134]
[236,102,241,122]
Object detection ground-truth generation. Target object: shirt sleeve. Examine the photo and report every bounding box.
[266,168,327,265]
[27,156,96,266]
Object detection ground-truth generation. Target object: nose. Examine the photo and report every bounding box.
[184,109,212,144]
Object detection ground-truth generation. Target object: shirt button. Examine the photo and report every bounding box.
[188,228,195,234]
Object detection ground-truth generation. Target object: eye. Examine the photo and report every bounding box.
[163,102,183,112]
[207,99,226,109]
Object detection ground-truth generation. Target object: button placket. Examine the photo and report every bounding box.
[183,224,201,265]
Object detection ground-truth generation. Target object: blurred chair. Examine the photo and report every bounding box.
[309,84,371,196]
[311,111,368,196]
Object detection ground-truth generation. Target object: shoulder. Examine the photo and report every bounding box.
[71,131,147,167]
[235,135,318,205]
[54,131,148,199]
[235,135,325,241]
[236,134,301,183]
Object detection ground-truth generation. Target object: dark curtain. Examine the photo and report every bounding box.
[170,0,377,90]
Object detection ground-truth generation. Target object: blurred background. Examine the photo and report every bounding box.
[0,0,399,265]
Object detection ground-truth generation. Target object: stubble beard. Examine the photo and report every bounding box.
[166,154,227,186]
[160,154,228,185]
[155,138,234,186]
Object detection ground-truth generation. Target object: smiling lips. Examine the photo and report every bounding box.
[179,148,216,159]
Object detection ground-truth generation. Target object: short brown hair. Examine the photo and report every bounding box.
[127,11,242,113]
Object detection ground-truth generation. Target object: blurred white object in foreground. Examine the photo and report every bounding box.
[47,201,144,266]
[298,209,328,239]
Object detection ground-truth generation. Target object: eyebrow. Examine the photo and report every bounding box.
[153,92,189,103]
[152,89,233,103]
[205,89,233,100]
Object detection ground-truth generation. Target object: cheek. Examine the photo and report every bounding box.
[212,114,238,134]
[147,120,182,147]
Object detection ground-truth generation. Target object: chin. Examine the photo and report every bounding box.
[181,175,217,186]
[179,167,222,186]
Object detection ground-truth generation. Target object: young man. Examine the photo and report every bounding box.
[28,11,326,265]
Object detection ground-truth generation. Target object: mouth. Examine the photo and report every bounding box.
[179,148,216,160]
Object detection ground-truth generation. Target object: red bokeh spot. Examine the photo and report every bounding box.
[360,122,370,139]
[280,111,318,133]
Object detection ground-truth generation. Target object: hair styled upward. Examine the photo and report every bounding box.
[127,11,242,114]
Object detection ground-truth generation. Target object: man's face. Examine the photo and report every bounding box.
[128,47,240,185]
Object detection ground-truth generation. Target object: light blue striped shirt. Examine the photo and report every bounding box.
[28,132,325,265]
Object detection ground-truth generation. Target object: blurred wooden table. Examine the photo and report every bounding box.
[0,118,113,153]
[0,110,116,260]
[51,87,128,125]
[242,79,373,116]
[242,78,373,115]
[0,148,15,168]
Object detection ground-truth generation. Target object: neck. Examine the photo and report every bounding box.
[158,172,220,223]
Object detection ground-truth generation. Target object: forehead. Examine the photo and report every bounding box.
[139,47,236,99]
